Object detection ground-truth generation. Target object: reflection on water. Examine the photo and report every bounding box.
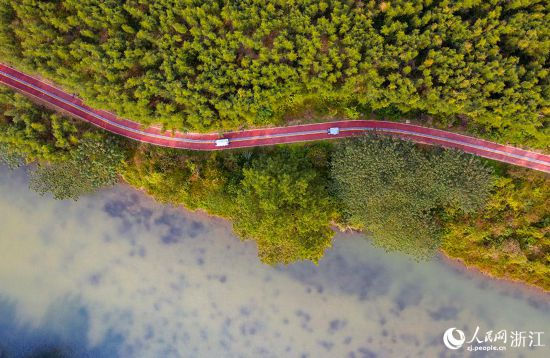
[0,167,548,357]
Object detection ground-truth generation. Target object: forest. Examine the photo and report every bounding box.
[1,87,548,289]
[0,1,548,289]
[0,0,548,148]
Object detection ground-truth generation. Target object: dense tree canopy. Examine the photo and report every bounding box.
[0,0,548,147]
[331,135,493,259]
[0,84,546,289]
[29,136,125,200]
[123,145,240,213]
[232,148,334,264]
[443,168,550,290]
[124,144,335,264]
[0,87,82,162]
[0,87,125,199]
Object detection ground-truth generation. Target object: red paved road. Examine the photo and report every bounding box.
[1,63,549,173]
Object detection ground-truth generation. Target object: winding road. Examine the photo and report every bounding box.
[1,63,549,173]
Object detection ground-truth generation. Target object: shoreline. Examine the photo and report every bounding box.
[438,251,549,296]
[119,177,550,296]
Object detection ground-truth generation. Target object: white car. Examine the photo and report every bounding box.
[215,138,230,147]
[328,127,340,135]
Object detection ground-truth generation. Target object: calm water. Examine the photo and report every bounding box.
[0,166,548,358]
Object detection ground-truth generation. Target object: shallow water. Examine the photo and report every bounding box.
[0,167,548,357]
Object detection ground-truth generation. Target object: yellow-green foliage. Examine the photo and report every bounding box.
[122,145,238,215]
[232,148,335,265]
[0,0,548,147]
[0,87,126,200]
[123,144,336,264]
[442,168,550,290]
[29,135,125,200]
[331,136,494,260]
[0,87,82,162]
[1,79,548,278]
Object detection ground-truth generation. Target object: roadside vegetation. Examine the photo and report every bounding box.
[0,0,548,148]
[29,136,126,200]
[3,88,547,291]
[231,148,335,264]
[0,1,548,289]
[0,87,129,199]
[331,136,493,259]
[124,144,337,264]
[0,88,82,162]
[443,168,550,290]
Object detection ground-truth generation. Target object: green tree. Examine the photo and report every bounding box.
[232,148,334,264]
[331,135,493,259]
[0,142,21,168]
[443,168,550,290]
[29,136,125,200]
[1,0,547,147]
[0,87,81,162]
[121,145,238,214]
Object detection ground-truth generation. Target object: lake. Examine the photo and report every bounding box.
[0,166,548,357]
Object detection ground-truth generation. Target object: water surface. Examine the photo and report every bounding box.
[0,167,548,357]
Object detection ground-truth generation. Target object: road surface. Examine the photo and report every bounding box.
[1,63,549,173]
